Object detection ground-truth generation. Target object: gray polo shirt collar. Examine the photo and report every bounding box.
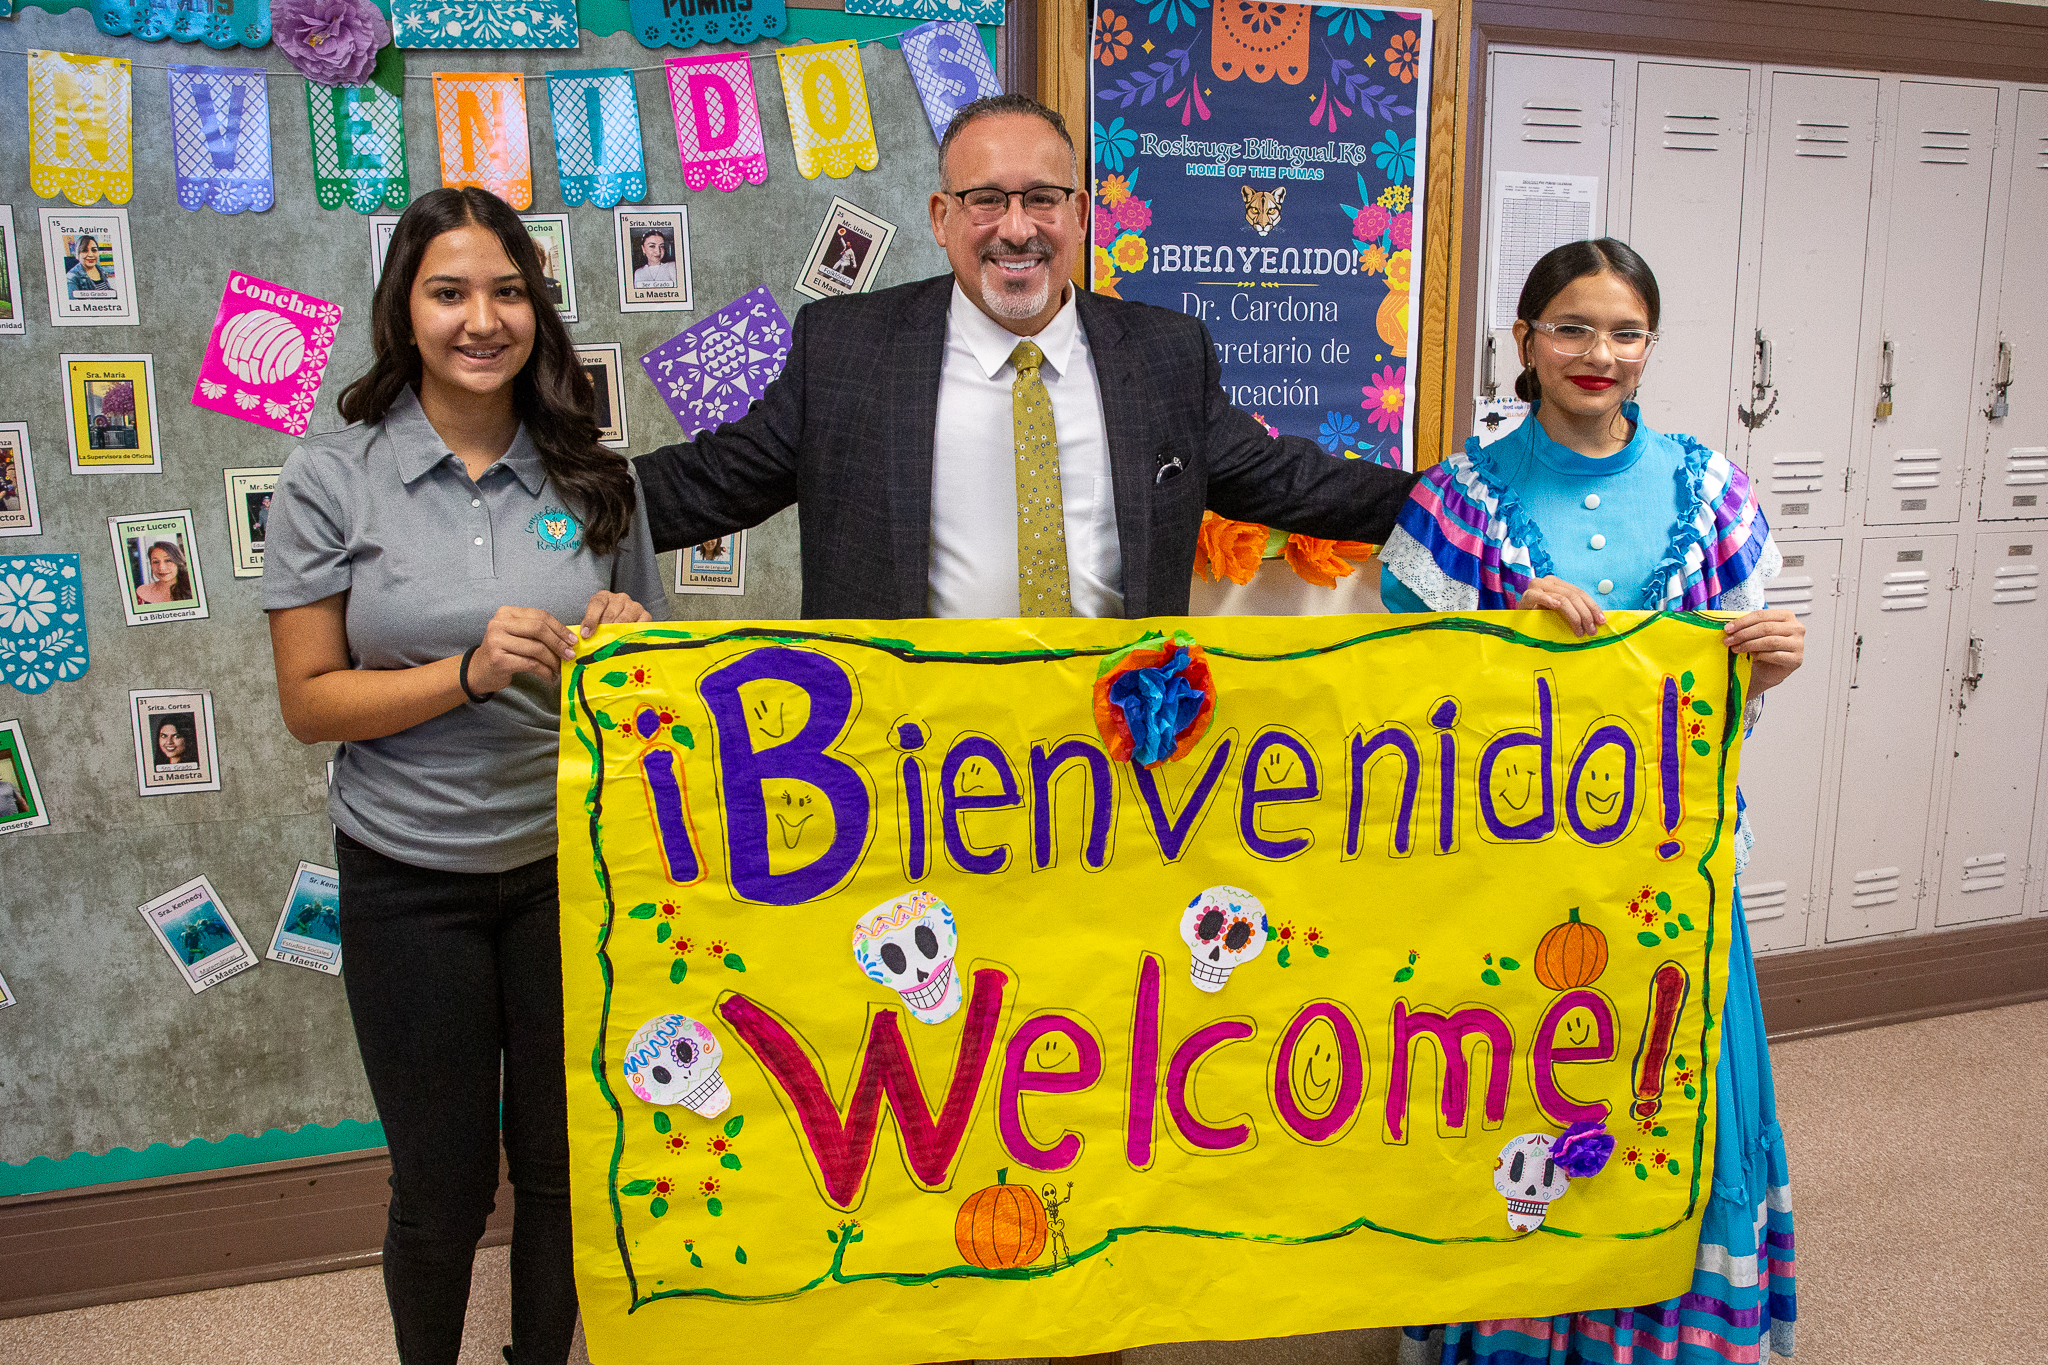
[387,386,548,496]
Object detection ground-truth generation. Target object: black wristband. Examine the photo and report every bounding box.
[459,645,496,704]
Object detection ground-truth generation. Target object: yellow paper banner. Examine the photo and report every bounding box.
[774,40,880,180]
[28,50,134,207]
[559,613,1748,1364]
[431,71,534,210]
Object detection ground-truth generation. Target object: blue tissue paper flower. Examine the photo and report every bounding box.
[1109,646,1205,766]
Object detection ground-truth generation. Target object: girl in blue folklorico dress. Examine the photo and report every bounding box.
[1379,239,1805,1365]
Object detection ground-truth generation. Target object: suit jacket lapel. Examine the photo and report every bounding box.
[1076,290,1154,617]
[887,278,952,616]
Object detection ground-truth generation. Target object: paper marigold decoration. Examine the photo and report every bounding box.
[1092,631,1217,768]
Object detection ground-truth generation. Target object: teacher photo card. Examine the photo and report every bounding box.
[38,206,139,327]
[129,688,221,797]
[62,354,162,474]
[107,509,209,626]
[0,423,43,538]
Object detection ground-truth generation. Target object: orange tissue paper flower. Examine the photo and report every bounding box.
[1197,511,1267,585]
[1284,535,1376,589]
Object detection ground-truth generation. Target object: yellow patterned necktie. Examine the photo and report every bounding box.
[1010,339,1072,617]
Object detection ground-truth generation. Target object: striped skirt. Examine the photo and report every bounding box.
[1400,897,1797,1364]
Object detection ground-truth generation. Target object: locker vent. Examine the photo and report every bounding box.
[1879,569,1931,611]
[1770,453,1826,494]
[1521,101,1586,145]
[1992,562,2039,605]
[1662,112,1720,151]
[1742,880,1789,920]
[1918,127,1971,165]
[1850,866,1902,908]
[1959,853,2007,894]
[2035,132,2047,169]
[2004,446,2047,487]
[1765,574,1816,618]
[1794,119,1850,158]
[1890,448,1942,489]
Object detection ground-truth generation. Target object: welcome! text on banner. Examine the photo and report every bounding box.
[558,613,1749,1364]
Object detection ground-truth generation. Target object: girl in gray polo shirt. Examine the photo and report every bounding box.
[263,188,668,1365]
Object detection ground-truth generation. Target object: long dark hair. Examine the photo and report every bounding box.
[1512,238,1661,403]
[339,187,636,555]
[147,539,194,602]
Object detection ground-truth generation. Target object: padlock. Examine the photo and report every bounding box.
[1990,395,2009,420]
[1876,398,1893,419]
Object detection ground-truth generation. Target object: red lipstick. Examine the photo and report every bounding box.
[1569,375,1617,391]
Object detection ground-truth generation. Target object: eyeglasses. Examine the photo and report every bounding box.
[1529,320,1659,361]
[947,185,1078,224]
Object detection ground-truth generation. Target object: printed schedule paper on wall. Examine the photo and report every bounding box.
[1488,172,1600,330]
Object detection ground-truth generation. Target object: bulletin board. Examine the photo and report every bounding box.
[0,1,963,1193]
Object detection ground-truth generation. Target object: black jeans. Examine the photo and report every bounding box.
[335,829,577,1365]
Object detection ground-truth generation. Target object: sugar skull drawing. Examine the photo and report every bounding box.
[622,1013,731,1118]
[1494,1132,1571,1232]
[1179,885,1268,992]
[852,889,962,1025]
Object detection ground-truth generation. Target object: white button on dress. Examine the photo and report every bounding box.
[1584,494,1601,510]
[1597,578,1614,594]
[1590,534,1607,550]
[473,536,484,546]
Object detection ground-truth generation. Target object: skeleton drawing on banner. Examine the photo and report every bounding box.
[1041,1181,1073,1268]
[851,889,962,1024]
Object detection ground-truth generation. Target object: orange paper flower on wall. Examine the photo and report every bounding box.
[1284,535,1376,589]
[1197,511,1267,585]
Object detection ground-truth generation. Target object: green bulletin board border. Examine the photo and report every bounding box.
[0,1118,390,1198]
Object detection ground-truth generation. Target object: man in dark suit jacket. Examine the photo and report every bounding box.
[634,94,1416,620]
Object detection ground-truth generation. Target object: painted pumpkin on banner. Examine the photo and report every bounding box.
[955,1171,1048,1269]
[1535,907,1609,991]
[1211,0,1311,84]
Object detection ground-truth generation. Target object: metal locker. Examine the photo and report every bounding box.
[1825,534,1958,942]
[1478,53,1616,407]
[1737,539,1843,952]
[1979,89,2048,521]
[1626,62,1752,455]
[1747,73,1880,531]
[1864,81,2001,527]
[1933,529,2048,926]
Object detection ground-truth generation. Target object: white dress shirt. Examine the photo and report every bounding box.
[928,283,1122,618]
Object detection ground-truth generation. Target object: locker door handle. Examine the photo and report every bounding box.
[1987,340,2012,421]
[1849,632,1863,689]
[1962,635,1984,693]
[1876,339,1895,420]
[1738,329,1778,430]
[1481,335,1498,400]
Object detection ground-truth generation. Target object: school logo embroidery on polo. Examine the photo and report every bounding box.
[526,506,583,552]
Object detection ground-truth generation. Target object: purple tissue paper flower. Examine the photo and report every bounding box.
[273,0,392,88]
[1551,1120,1616,1178]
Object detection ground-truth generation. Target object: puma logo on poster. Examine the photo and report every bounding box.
[1241,185,1285,236]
